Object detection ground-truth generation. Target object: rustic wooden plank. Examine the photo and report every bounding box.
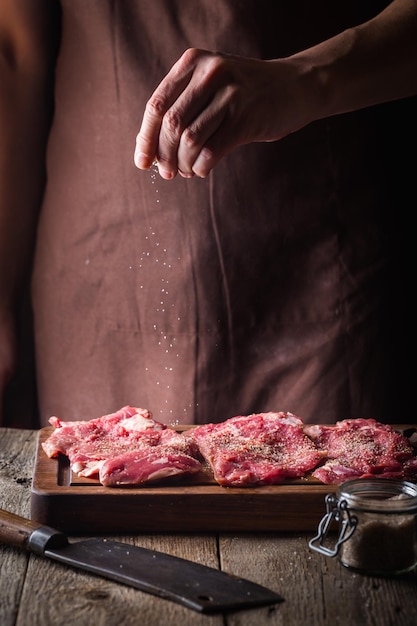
[0,428,36,517]
[0,547,28,626]
[31,481,334,534]
[0,428,37,626]
[218,534,417,626]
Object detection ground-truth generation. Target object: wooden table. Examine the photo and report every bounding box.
[1,427,416,626]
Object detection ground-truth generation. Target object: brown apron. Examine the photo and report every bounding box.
[30,0,414,426]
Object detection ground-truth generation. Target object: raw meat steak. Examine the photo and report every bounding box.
[187,412,325,487]
[42,405,163,455]
[304,418,417,484]
[42,406,200,484]
[100,429,201,486]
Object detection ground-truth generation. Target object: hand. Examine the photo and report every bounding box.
[134,48,309,180]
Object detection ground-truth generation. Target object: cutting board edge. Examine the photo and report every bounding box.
[30,423,416,534]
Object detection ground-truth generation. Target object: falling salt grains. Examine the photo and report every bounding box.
[150,161,160,202]
[134,163,191,421]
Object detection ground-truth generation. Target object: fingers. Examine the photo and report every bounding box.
[134,49,276,180]
[154,74,212,179]
[176,83,242,177]
[134,98,165,171]
[176,91,229,178]
[134,48,210,178]
[135,48,236,179]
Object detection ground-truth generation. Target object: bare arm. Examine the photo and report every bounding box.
[0,0,57,423]
[134,0,417,180]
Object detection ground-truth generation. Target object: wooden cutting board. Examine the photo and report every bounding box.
[30,425,417,534]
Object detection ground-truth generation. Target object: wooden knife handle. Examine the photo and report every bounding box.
[0,508,42,549]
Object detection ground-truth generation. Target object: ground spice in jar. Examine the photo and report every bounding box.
[310,479,417,576]
[339,506,416,574]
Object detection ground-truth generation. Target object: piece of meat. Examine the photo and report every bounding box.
[304,418,417,484]
[68,429,164,478]
[100,429,202,486]
[42,405,163,456]
[187,412,325,487]
[42,405,202,485]
[41,405,166,477]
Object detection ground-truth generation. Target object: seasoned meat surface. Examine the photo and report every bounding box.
[305,418,417,484]
[42,407,417,487]
[188,412,325,486]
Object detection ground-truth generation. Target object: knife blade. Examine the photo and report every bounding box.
[0,508,283,613]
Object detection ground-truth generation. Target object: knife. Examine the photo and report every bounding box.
[0,508,283,614]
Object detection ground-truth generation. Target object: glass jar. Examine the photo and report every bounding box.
[309,478,417,576]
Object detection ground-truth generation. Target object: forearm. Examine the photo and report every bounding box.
[293,0,417,125]
[0,1,56,311]
[135,0,417,180]
[0,68,50,309]
[0,1,57,422]
[0,62,51,420]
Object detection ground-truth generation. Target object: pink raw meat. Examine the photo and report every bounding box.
[187,412,325,487]
[304,418,417,484]
[100,429,201,486]
[42,405,166,477]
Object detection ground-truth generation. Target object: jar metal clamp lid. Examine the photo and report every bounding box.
[308,493,358,557]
